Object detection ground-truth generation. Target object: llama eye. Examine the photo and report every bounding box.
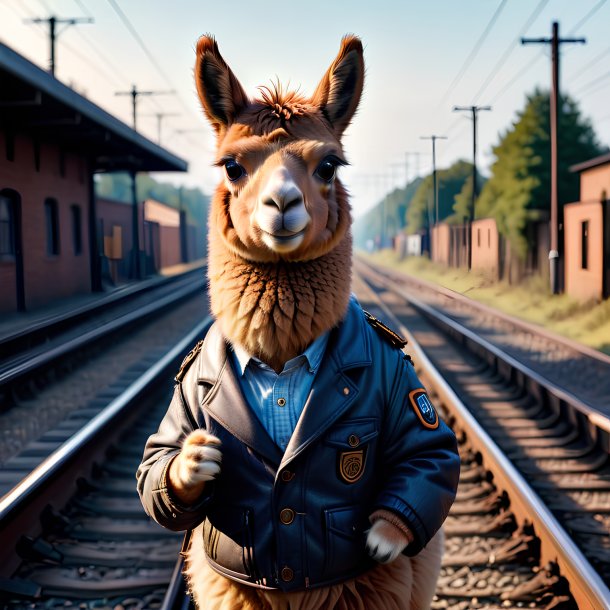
[224,160,245,182]
[315,159,337,183]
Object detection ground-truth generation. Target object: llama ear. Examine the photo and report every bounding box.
[311,36,364,136]
[195,36,249,133]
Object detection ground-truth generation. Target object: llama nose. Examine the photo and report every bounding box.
[260,169,304,212]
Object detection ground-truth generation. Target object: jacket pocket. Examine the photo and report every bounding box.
[325,417,378,449]
[322,505,367,579]
[202,506,260,582]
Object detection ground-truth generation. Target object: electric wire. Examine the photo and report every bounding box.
[437,0,508,110]
[472,0,550,103]
[105,0,202,126]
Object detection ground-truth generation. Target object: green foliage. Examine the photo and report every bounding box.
[406,159,478,232]
[353,178,422,248]
[95,173,209,229]
[477,89,604,259]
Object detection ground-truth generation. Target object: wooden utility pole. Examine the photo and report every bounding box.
[522,22,585,294]
[115,86,174,132]
[420,136,447,257]
[453,105,491,270]
[26,16,93,76]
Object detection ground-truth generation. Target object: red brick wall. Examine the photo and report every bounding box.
[0,129,90,313]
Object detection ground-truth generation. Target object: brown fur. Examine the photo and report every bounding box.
[208,233,352,370]
[185,527,444,610]
[199,36,362,369]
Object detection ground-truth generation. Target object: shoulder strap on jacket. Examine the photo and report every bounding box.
[175,340,205,383]
[363,310,408,350]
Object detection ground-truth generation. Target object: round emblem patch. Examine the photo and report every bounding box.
[408,388,439,429]
[338,450,366,483]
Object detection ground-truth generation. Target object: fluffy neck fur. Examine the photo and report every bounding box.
[208,233,352,372]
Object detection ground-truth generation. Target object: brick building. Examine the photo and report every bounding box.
[564,153,610,302]
[0,42,187,313]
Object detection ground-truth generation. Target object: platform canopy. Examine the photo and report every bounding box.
[0,42,188,173]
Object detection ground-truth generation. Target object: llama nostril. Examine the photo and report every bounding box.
[263,196,282,211]
[283,196,303,211]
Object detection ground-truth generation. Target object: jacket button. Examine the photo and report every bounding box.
[277,397,286,407]
[348,434,360,447]
[281,470,295,482]
[281,566,294,582]
[280,508,295,524]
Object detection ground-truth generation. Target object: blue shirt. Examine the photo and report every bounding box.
[231,332,330,451]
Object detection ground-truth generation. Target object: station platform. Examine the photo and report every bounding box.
[0,259,206,345]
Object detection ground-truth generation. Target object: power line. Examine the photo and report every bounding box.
[488,53,545,105]
[437,0,508,109]
[106,0,201,125]
[567,0,606,35]
[25,15,94,75]
[115,85,175,131]
[568,44,610,83]
[472,0,550,103]
[420,136,447,232]
[471,1,601,110]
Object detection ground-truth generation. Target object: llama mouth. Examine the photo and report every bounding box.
[261,229,306,251]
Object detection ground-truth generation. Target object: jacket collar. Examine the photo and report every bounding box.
[197,296,372,468]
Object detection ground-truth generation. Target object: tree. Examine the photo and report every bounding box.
[406,160,474,232]
[477,89,604,258]
[353,178,422,249]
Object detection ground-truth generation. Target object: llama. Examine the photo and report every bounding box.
[137,35,460,610]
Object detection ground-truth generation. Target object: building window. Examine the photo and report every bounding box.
[581,220,589,270]
[71,204,82,255]
[0,195,15,256]
[45,198,60,255]
[477,228,481,248]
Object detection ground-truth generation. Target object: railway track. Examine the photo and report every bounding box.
[353,260,610,609]
[0,320,212,609]
[2,260,609,608]
[0,264,206,410]
[354,255,610,410]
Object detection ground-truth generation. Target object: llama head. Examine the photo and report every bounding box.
[196,35,364,264]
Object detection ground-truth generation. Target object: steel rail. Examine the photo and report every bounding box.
[0,263,205,353]
[0,316,213,526]
[356,254,610,366]
[0,280,204,388]
[364,273,610,610]
[159,557,190,610]
[356,259,610,440]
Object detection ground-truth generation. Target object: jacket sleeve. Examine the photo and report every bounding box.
[136,364,212,532]
[375,349,460,555]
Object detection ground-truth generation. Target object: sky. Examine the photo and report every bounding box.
[1,0,609,218]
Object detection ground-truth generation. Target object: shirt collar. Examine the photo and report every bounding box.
[232,330,330,376]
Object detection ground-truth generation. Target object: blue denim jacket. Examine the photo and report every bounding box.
[137,299,460,591]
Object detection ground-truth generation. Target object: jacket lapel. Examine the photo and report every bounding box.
[197,323,283,466]
[279,299,373,470]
